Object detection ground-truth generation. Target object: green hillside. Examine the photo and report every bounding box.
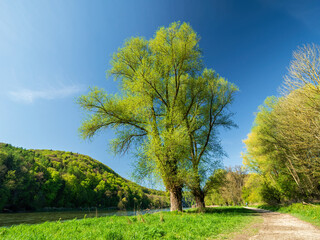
[0,143,168,212]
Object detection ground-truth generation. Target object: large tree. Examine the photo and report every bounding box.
[182,70,237,209]
[78,22,237,211]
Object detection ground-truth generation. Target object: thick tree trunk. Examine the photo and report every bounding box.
[192,188,205,210]
[195,191,205,209]
[169,185,183,211]
[191,169,206,210]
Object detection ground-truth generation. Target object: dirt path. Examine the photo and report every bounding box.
[243,207,320,240]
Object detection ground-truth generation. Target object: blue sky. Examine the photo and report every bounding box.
[1,0,320,185]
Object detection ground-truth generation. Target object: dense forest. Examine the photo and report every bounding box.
[0,143,169,212]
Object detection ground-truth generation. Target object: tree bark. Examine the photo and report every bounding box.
[170,185,183,211]
[193,188,205,210]
[195,193,205,209]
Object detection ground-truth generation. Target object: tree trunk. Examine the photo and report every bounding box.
[191,169,205,210]
[194,189,205,210]
[170,185,183,211]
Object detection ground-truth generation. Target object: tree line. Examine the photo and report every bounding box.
[204,45,320,206]
[0,143,168,212]
[242,44,320,204]
[205,166,247,206]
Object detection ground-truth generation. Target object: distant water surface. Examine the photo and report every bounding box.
[0,208,171,227]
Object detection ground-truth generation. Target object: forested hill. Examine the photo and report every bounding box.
[0,143,168,212]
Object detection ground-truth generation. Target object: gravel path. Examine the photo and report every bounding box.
[244,207,320,240]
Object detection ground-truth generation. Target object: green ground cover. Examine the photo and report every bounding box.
[0,207,258,240]
[257,203,320,227]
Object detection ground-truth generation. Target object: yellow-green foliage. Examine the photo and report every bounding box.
[243,90,320,203]
[205,167,247,206]
[78,22,238,211]
[242,173,263,204]
[243,45,320,204]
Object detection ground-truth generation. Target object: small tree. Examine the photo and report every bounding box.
[205,166,247,206]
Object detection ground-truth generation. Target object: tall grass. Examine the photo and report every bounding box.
[0,207,258,240]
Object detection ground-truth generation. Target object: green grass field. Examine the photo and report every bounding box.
[257,203,320,228]
[0,207,259,240]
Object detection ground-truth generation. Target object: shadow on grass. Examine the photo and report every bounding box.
[186,207,260,216]
[257,205,282,211]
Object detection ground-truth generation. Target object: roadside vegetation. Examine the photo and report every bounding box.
[257,203,320,228]
[206,45,320,210]
[0,207,258,240]
[241,44,320,205]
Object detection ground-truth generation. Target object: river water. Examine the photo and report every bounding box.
[0,208,170,227]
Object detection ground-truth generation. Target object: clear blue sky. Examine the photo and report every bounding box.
[1,0,319,183]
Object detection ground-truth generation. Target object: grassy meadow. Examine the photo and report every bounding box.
[257,203,320,228]
[0,207,259,240]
